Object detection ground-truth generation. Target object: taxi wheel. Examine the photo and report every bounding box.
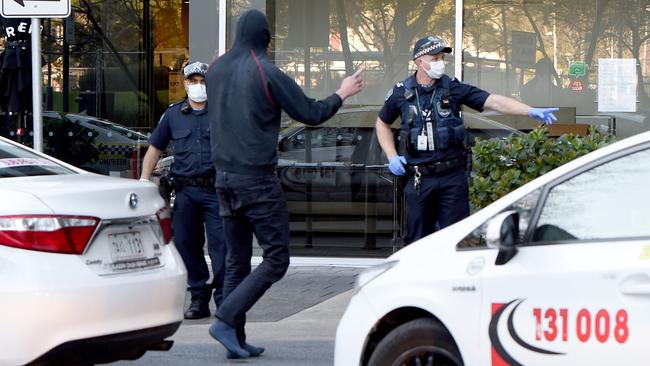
[368,318,462,366]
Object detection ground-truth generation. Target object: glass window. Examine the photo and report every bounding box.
[224,1,458,256]
[463,0,650,138]
[533,148,650,242]
[0,140,74,177]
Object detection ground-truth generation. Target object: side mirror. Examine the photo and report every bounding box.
[485,210,520,265]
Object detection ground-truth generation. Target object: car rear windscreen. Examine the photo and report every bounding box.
[0,140,75,177]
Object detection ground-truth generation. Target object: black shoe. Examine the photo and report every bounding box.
[184,297,210,319]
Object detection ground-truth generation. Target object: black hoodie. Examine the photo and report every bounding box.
[207,9,343,176]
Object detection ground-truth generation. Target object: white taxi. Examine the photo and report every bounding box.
[0,137,187,365]
[335,131,650,366]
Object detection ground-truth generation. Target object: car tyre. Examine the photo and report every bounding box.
[368,318,462,366]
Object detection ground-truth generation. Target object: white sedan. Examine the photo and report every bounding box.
[335,131,650,366]
[0,137,187,365]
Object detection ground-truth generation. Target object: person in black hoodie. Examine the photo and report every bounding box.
[206,9,363,359]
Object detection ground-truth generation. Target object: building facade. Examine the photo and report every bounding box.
[3,0,647,256]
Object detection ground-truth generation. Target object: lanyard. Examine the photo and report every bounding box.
[414,87,436,125]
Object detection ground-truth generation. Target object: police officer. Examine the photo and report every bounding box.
[140,61,226,319]
[376,36,558,244]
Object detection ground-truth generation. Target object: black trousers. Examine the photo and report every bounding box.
[404,167,470,243]
[173,185,226,306]
[213,171,290,343]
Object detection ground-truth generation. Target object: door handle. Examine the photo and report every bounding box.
[620,274,650,296]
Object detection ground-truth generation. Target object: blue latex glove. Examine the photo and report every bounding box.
[528,107,559,125]
[388,156,407,176]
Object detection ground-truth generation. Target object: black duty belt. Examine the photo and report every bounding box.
[173,175,215,187]
[407,156,466,176]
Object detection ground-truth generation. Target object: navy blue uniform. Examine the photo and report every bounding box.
[149,100,226,308]
[379,74,489,243]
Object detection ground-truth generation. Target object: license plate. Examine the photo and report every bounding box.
[109,232,145,261]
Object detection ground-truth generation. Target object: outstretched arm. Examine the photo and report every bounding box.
[268,67,364,126]
[484,94,558,125]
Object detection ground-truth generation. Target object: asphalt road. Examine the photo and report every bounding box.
[111,265,365,366]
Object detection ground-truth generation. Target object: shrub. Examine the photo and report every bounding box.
[469,126,617,211]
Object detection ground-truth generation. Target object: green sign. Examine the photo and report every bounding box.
[569,62,586,78]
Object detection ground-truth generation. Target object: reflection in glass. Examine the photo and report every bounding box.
[463,0,650,137]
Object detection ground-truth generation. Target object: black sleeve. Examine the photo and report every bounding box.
[266,65,343,126]
[452,80,490,112]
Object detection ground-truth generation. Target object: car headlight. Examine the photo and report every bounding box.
[354,260,399,293]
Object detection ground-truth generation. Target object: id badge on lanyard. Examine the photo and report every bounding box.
[415,89,435,151]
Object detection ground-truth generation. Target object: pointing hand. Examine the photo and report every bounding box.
[528,107,559,125]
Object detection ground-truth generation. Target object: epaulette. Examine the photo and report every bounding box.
[384,87,394,102]
[168,99,191,113]
[384,82,405,101]
[168,100,184,108]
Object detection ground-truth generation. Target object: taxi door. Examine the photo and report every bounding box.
[479,145,650,366]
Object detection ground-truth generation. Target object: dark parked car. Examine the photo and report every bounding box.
[275,107,521,243]
[0,111,150,177]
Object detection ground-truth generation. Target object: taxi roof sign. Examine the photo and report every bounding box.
[1,0,70,18]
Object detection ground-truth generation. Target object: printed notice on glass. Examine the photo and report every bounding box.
[598,58,637,112]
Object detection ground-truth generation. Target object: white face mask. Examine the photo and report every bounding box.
[425,60,445,79]
[186,83,207,103]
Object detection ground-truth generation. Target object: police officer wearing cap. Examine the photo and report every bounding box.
[140,61,226,319]
[376,36,558,244]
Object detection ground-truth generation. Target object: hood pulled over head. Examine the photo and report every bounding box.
[232,9,271,52]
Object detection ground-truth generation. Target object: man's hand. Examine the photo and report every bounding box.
[388,155,407,176]
[336,68,364,100]
[528,107,559,125]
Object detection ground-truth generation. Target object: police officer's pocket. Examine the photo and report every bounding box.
[171,129,192,152]
[436,127,451,150]
[437,126,466,149]
[452,125,466,145]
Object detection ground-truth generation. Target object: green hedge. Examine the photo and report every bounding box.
[469,126,617,211]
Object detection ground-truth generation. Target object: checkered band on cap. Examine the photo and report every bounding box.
[183,61,209,78]
[412,36,452,59]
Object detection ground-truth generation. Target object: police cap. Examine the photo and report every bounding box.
[183,61,209,79]
[412,36,452,60]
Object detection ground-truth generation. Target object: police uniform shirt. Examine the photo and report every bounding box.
[149,100,214,178]
[379,74,490,163]
[379,74,490,126]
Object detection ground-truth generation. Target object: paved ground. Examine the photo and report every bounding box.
[111,261,380,365]
[113,290,354,366]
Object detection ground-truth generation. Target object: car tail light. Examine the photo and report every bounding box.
[0,215,99,254]
[156,207,173,244]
